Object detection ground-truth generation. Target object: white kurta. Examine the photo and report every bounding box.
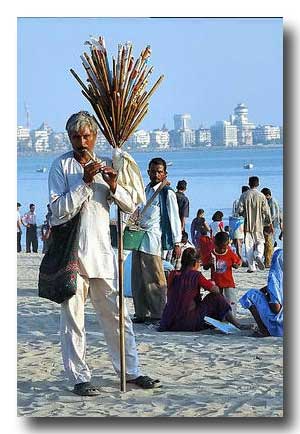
[49,151,136,279]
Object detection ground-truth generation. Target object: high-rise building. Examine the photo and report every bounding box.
[174,114,191,130]
[210,121,238,147]
[171,113,195,147]
[231,103,255,146]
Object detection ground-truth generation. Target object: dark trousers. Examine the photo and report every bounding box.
[26,225,38,253]
[17,232,22,252]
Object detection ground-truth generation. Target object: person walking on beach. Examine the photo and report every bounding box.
[230,186,249,262]
[17,202,22,252]
[261,187,283,248]
[47,111,160,395]
[238,176,272,273]
[22,203,38,253]
[175,179,190,231]
[131,157,182,324]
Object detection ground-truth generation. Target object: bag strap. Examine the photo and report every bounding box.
[128,179,168,227]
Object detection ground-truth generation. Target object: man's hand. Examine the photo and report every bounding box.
[173,245,182,259]
[83,161,103,184]
[100,166,118,193]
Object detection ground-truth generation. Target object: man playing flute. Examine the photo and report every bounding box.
[48,111,160,396]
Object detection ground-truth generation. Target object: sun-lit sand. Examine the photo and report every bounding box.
[17,252,283,417]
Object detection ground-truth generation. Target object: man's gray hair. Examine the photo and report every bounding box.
[65,111,98,136]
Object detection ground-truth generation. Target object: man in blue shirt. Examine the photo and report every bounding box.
[131,158,182,323]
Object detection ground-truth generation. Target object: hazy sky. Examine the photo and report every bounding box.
[17,17,283,132]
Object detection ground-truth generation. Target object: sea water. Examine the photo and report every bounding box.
[17,146,283,249]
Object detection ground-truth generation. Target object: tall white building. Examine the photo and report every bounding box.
[210,121,238,147]
[174,114,191,130]
[171,113,195,147]
[231,103,255,146]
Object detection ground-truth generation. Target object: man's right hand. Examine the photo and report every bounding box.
[83,162,103,184]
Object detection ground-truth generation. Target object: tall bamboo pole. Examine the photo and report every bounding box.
[117,207,126,392]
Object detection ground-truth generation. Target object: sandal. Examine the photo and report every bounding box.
[73,382,101,396]
[127,375,161,389]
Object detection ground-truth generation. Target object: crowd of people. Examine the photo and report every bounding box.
[17,202,52,254]
[18,110,283,396]
[131,169,283,337]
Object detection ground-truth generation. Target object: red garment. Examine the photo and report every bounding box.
[203,248,242,288]
[198,235,214,261]
[158,269,230,331]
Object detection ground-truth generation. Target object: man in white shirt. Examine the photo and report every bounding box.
[48,111,160,396]
[22,203,38,253]
[131,158,182,323]
[238,176,272,273]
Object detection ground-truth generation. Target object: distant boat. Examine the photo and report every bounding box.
[243,162,254,169]
[166,161,173,166]
[36,167,47,173]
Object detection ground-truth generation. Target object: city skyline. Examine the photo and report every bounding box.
[18,18,283,132]
[17,102,282,154]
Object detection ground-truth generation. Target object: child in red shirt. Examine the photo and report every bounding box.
[203,231,242,316]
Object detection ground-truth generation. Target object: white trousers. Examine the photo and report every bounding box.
[60,274,140,385]
[244,231,265,271]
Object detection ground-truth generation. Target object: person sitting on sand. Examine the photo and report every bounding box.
[158,248,240,332]
[169,231,194,270]
[239,248,283,337]
[202,231,242,318]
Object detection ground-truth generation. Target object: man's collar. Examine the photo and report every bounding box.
[147,181,162,192]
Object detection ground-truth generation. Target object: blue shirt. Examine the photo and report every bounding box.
[138,182,182,257]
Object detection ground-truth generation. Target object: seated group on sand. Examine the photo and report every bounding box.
[158,243,283,337]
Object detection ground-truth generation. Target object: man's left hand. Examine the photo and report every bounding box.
[100,166,118,193]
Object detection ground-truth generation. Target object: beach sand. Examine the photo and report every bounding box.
[17,253,283,417]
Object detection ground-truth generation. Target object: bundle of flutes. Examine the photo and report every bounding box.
[70,36,164,148]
